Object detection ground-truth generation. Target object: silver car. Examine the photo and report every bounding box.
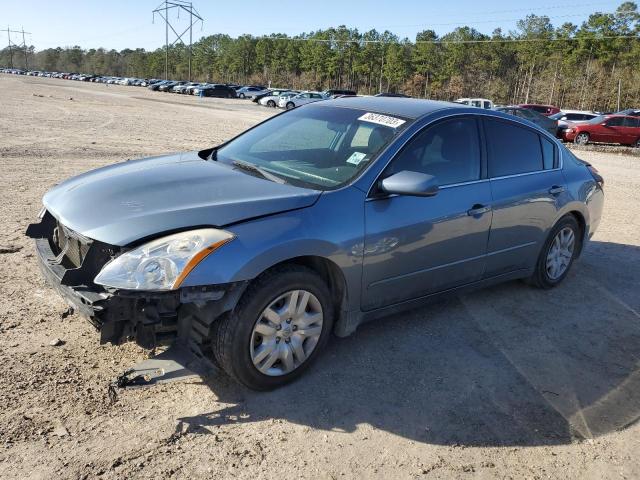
[278,91,326,109]
[28,97,604,390]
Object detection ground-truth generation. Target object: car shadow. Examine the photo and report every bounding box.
[176,240,640,447]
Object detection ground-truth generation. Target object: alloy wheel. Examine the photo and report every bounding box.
[575,133,589,145]
[546,227,575,280]
[250,289,324,376]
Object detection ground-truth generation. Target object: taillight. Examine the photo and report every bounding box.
[587,164,604,187]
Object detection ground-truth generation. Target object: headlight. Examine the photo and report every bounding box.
[94,229,234,291]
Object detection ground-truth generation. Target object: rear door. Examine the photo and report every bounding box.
[621,117,640,144]
[362,116,492,310]
[483,117,566,276]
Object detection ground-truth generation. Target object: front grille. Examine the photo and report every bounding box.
[54,222,91,268]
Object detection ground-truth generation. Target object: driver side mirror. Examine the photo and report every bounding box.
[379,171,439,197]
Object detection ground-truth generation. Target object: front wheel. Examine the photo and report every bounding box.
[574,132,590,145]
[267,100,276,108]
[527,215,580,289]
[239,93,245,99]
[286,102,295,110]
[633,138,640,148]
[212,265,334,390]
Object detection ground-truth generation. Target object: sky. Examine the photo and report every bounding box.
[1,0,626,51]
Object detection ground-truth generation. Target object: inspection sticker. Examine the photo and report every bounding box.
[346,151,368,165]
[358,112,406,128]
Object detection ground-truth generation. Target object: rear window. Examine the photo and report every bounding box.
[541,137,556,170]
[485,118,544,177]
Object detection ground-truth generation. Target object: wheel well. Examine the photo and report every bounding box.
[568,211,586,255]
[259,256,348,324]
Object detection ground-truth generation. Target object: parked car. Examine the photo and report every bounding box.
[172,82,200,94]
[616,108,640,117]
[148,80,169,91]
[549,110,600,138]
[563,114,640,147]
[158,81,186,92]
[518,104,561,117]
[495,107,558,136]
[197,84,237,98]
[455,98,494,109]
[375,92,411,98]
[258,90,297,107]
[323,89,357,98]
[278,91,325,109]
[27,97,604,390]
[236,86,269,99]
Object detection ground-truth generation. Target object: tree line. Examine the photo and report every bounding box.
[2,2,639,111]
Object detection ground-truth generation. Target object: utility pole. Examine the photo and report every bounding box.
[4,27,31,70]
[152,1,203,81]
[617,79,622,112]
[21,27,28,70]
[6,27,13,68]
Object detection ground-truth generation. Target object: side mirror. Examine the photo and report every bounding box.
[380,171,439,197]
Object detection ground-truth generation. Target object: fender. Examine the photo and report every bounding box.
[180,186,367,314]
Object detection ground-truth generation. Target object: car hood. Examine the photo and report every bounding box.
[43,151,321,246]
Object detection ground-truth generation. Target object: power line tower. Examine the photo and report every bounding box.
[4,26,31,70]
[152,1,203,81]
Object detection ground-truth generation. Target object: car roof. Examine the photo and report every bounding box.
[321,97,462,119]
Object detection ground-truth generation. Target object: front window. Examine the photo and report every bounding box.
[215,105,410,189]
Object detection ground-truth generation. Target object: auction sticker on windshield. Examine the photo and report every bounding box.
[346,151,368,165]
[358,112,406,129]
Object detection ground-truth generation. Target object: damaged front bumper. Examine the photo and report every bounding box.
[27,211,245,350]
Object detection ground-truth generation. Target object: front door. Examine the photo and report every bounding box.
[362,117,492,311]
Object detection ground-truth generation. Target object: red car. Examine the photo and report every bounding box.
[563,114,640,147]
[517,104,561,116]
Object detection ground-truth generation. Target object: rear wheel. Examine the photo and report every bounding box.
[286,102,295,110]
[267,100,276,108]
[212,265,334,390]
[574,132,590,145]
[527,215,580,289]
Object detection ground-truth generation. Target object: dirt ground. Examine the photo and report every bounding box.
[1,74,639,480]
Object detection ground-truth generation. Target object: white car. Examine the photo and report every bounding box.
[278,91,326,110]
[258,90,297,107]
[549,110,600,138]
[236,86,269,99]
[455,97,494,109]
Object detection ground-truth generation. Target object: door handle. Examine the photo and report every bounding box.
[548,185,566,195]
[467,204,492,216]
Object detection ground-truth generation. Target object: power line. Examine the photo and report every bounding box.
[152,0,203,81]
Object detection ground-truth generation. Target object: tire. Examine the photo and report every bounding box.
[227,93,233,99]
[239,93,245,99]
[574,132,590,145]
[286,102,295,110]
[212,265,334,390]
[633,138,640,148]
[527,215,581,289]
[267,100,276,108]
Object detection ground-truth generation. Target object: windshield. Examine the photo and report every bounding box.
[216,105,410,189]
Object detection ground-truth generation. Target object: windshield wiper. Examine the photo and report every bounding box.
[232,160,286,184]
